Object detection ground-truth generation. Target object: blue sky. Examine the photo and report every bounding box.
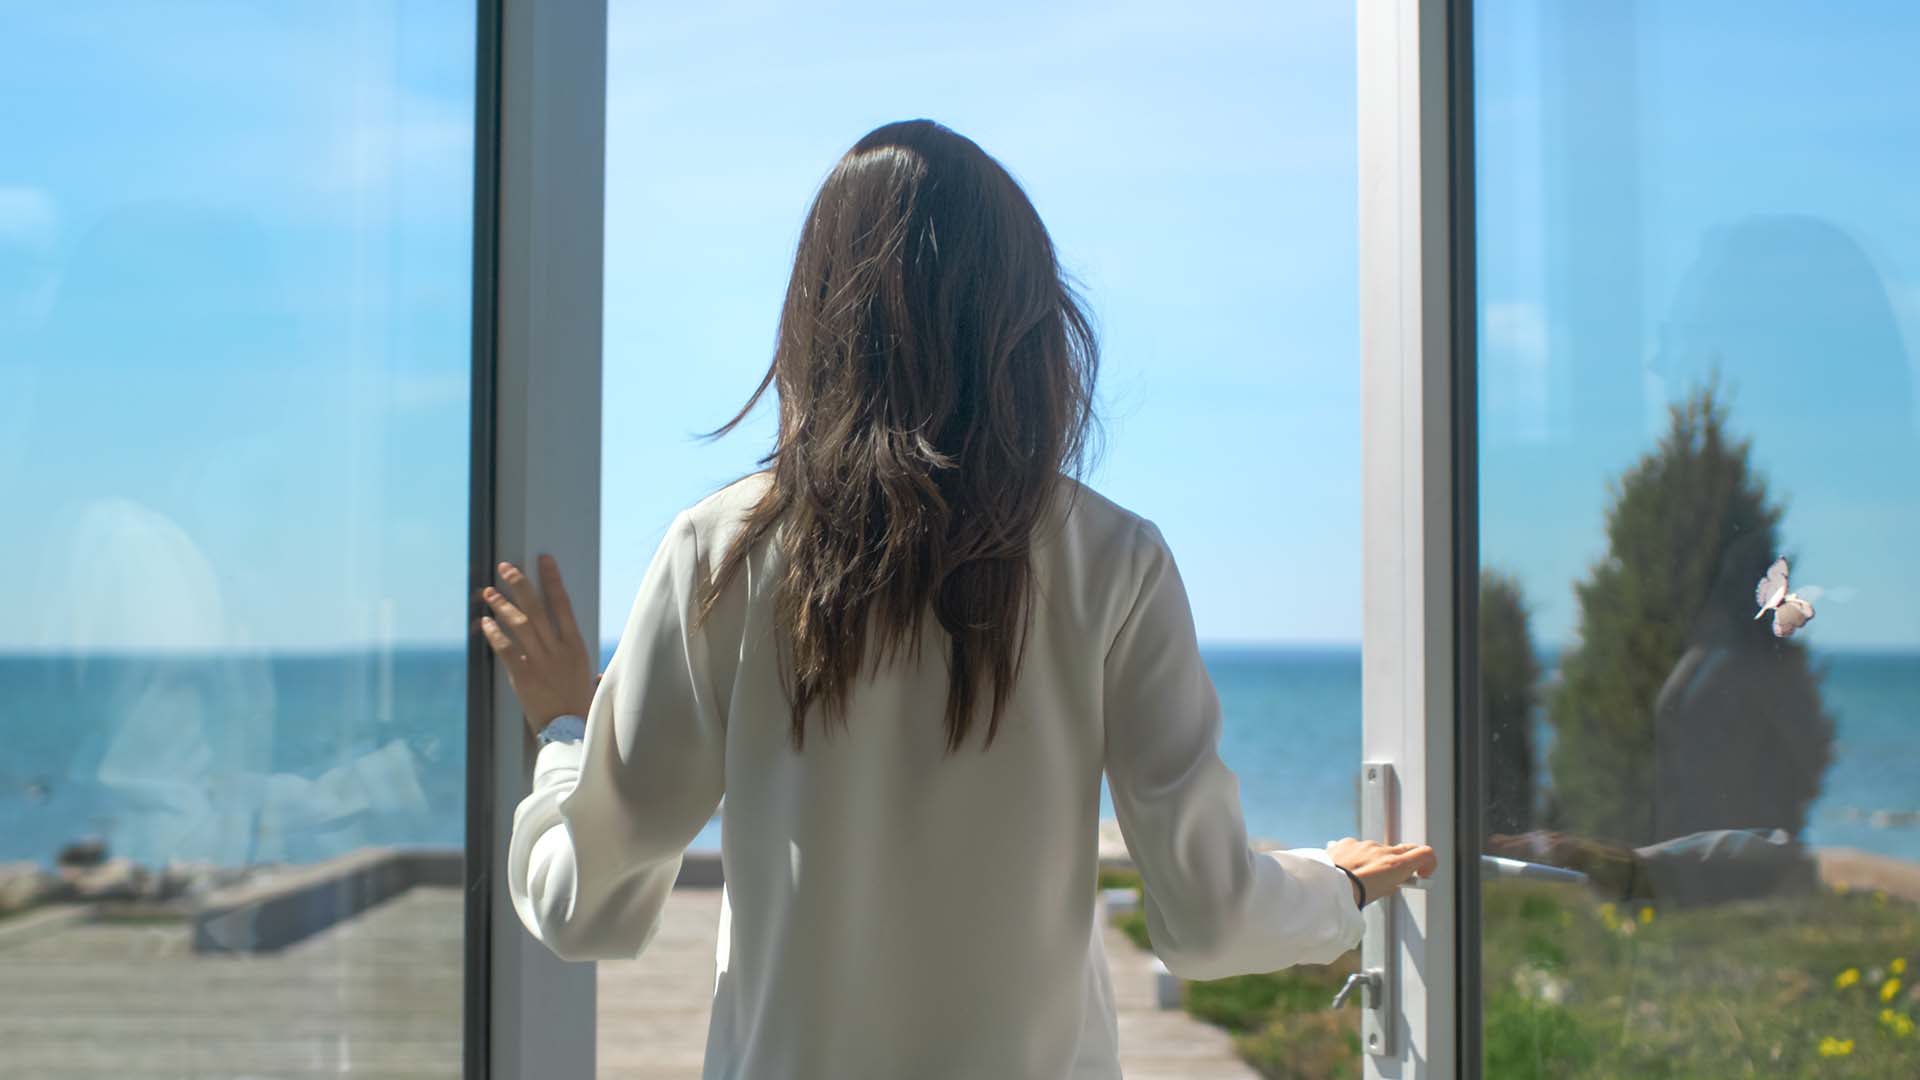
[3,1,1918,654]
[1474,1,1920,650]
[597,0,1362,647]
[3,3,474,654]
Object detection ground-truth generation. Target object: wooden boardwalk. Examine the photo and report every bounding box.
[0,885,1252,1079]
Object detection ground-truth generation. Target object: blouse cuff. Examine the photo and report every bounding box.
[1282,844,1370,951]
[533,738,587,788]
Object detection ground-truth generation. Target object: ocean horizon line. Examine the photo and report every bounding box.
[11,634,1920,661]
[0,640,1370,660]
[7,639,1920,660]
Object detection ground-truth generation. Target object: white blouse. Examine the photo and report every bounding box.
[507,474,1365,1079]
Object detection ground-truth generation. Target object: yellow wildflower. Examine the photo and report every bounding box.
[1875,890,1889,907]
[1879,1008,1915,1037]
[1834,882,1852,895]
[1894,958,1908,976]
[1835,968,1861,990]
[1882,977,1903,1003]
[1817,1036,1854,1057]
[1638,906,1655,925]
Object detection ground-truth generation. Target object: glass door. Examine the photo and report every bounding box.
[1467,2,1920,1076]
[0,3,480,1074]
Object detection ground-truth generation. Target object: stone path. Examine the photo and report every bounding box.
[0,887,462,1078]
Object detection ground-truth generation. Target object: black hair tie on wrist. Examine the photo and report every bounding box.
[1337,864,1366,909]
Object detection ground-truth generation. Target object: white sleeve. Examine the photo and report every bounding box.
[506,511,726,962]
[1102,519,1365,980]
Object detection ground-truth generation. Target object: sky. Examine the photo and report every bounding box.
[2,1,1918,655]
[2,3,475,654]
[596,0,1362,647]
[1473,1,1920,650]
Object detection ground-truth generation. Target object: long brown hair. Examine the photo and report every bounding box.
[699,119,1099,753]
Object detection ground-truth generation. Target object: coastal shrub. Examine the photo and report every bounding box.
[1546,381,1833,845]
[1115,905,1150,952]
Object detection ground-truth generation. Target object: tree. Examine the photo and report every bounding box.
[1481,571,1540,836]
[1545,382,1833,846]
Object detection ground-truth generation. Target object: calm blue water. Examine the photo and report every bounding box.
[0,647,1913,867]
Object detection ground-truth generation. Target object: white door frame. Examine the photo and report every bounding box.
[1357,0,1473,1076]
[468,1,608,1076]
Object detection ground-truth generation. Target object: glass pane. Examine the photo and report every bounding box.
[0,5,476,1075]
[1473,3,1920,1075]
[600,2,1360,1074]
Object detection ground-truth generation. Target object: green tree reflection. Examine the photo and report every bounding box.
[1482,571,1540,836]
[1546,381,1834,845]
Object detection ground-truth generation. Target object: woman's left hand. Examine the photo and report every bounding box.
[477,554,599,736]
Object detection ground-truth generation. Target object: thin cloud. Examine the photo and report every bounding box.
[0,187,57,242]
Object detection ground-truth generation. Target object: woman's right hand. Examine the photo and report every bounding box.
[1328,838,1438,906]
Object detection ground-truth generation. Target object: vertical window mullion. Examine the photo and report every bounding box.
[1447,0,1482,1073]
[1358,1,1467,1076]
[477,2,608,1077]
[464,0,504,1075]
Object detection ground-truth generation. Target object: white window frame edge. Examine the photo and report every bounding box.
[477,1,607,1076]
[1358,1,1467,1077]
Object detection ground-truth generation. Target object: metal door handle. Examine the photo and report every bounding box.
[1480,855,1590,886]
[1330,968,1382,1010]
[1394,855,1591,891]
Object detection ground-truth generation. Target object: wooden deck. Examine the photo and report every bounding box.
[0,885,1252,1079]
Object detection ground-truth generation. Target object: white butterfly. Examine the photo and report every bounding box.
[1753,556,1815,638]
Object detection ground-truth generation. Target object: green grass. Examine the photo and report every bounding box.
[1103,873,1920,1079]
[1232,1011,1363,1080]
[1478,882,1918,1078]
[1185,961,1357,1033]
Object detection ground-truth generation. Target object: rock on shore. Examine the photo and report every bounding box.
[0,857,261,918]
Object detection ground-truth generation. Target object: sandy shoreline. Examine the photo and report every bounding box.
[1816,846,1920,902]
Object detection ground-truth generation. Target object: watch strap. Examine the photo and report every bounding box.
[537,714,587,745]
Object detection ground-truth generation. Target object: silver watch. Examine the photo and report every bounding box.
[537,714,587,746]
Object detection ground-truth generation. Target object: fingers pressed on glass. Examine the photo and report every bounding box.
[478,616,518,660]
[496,562,551,647]
[537,554,581,646]
[482,587,538,645]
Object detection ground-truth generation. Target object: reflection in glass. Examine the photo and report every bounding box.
[0,5,474,1075]
[1475,1,1920,1075]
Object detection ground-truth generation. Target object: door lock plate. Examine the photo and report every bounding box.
[1359,760,1397,1057]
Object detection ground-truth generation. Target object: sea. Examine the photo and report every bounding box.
[1,647,1914,869]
